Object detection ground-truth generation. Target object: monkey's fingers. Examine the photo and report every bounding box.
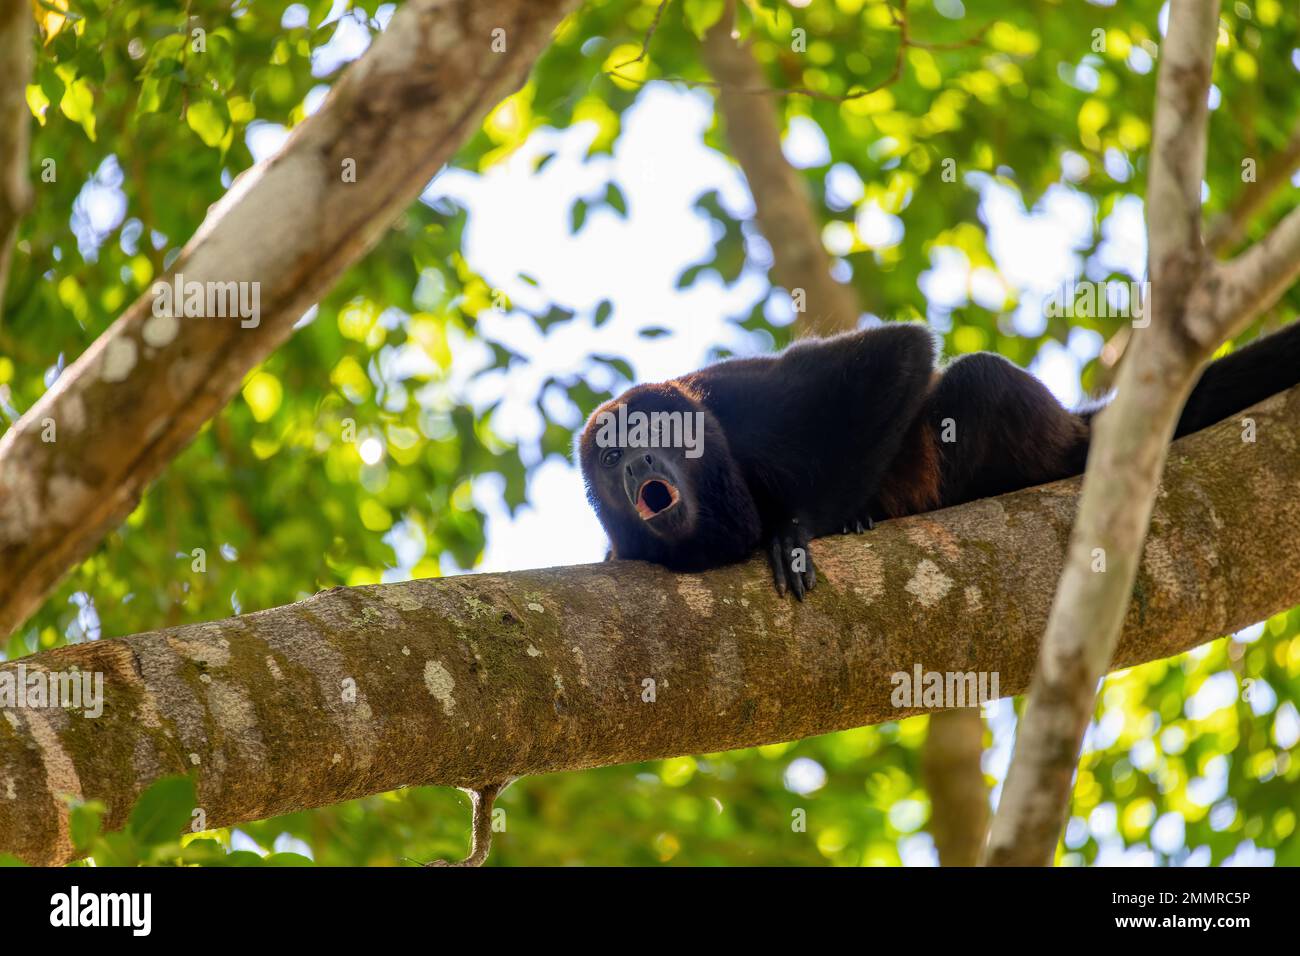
[789,549,806,600]
[767,538,789,597]
[787,534,816,601]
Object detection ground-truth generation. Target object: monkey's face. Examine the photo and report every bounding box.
[579,383,762,570]
[597,443,693,538]
[580,385,703,544]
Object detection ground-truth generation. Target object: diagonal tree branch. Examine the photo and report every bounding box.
[0,0,580,640]
[0,0,34,319]
[984,0,1226,867]
[3,387,1299,866]
[1145,0,1218,273]
[1186,203,1300,348]
[701,0,862,337]
[1095,119,1300,381]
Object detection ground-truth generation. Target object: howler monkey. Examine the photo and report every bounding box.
[578,321,1300,598]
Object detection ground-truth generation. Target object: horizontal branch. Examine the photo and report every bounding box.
[2,386,1298,865]
[0,0,579,639]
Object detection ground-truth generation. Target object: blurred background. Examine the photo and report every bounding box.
[3,0,1299,865]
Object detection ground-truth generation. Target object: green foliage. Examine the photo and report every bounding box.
[3,0,1298,866]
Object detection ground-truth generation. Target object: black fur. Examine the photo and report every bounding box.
[578,321,1300,598]
[1176,322,1300,437]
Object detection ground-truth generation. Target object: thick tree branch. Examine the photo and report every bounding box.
[701,2,861,337]
[985,0,1226,866]
[0,0,33,318]
[0,0,579,640]
[3,387,1298,866]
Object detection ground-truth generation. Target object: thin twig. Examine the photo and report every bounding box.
[422,782,508,867]
[611,0,673,70]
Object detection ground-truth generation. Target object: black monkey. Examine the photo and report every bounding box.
[578,321,1300,598]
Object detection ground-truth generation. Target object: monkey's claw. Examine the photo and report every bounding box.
[841,514,876,534]
[767,520,816,600]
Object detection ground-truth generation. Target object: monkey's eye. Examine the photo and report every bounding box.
[600,448,622,468]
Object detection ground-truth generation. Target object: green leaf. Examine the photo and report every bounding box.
[309,0,335,29]
[186,97,231,149]
[58,76,96,141]
[593,299,613,327]
[89,831,140,867]
[683,0,726,39]
[69,799,107,851]
[593,354,634,380]
[569,197,589,234]
[535,305,576,332]
[127,775,196,847]
[216,850,267,867]
[180,839,229,865]
[604,182,628,217]
[264,852,315,866]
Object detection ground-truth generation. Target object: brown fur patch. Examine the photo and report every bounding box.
[875,372,943,519]
[876,415,942,519]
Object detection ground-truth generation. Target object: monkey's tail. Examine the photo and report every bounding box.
[1174,320,1300,438]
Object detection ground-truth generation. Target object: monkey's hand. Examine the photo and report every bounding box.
[767,518,816,600]
[841,513,876,534]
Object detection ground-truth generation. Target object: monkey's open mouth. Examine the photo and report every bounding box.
[636,479,680,520]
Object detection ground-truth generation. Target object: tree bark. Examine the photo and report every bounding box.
[0,0,579,640]
[3,387,1298,865]
[701,3,861,338]
[922,707,988,866]
[0,0,33,318]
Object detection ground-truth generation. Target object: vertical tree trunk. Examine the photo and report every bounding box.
[0,0,33,317]
[921,708,988,866]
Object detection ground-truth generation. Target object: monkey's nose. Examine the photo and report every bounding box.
[627,453,655,476]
